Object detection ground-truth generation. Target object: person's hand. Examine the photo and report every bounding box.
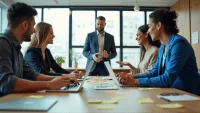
[116,61,130,66]
[115,71,126,77]
[119,75,138,86]
[71,71,84,79]
[102,50,109,58]
[47,76,70,90]
[92,53,102,63]
[62,74,79,85]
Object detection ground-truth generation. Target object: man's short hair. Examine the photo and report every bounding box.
[7,2,37,28]
[96,16,106,21]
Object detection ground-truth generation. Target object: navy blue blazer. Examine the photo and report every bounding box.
[82,31,117,70]
[24,47,70,76]
[135,34,200,95]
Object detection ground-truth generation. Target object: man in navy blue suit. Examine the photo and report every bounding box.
[82,16,117,76]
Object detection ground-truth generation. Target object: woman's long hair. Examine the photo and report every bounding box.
[29,22,52,48]
[138,25,161,61]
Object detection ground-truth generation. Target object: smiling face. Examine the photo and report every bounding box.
[148,18,161,41]
[135,30,148,46]
[46,27,55,44]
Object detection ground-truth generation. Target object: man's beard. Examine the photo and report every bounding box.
[96,27,104,33]
[22,28,32,42]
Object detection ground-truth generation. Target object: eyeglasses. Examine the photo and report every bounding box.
[159,92,180,96]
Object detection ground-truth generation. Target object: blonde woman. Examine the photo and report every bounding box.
[24,22,81,77]
[116,24,160,76]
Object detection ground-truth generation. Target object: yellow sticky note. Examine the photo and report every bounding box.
[157,103,183,109]
[102,100,118,104]
[27,95,44,98]
[112,96,125,100]
[137,97,154,104]
[138,88,160,91]
[97,105,114,110]
[88,100,102,104]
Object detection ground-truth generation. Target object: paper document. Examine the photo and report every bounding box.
[159,94,200,101]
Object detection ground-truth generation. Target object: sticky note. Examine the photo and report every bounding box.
[157,103,183,109]
[97,105,114,109]
[102,100,118,104]
[27,95,44,98]
[137,97,154,104]
[138,88,160,91]
[88,100,102,104]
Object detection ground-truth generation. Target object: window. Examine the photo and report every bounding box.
[146,11,153,24]
[44,8,70,68]
[72,11,95,46]
[21,8,42,56]
[123,11,145,46]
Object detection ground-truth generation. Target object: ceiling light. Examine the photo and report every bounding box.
[134,0,140,11]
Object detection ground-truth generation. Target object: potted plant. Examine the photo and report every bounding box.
[70,50,82,68]
[55,56,66,67]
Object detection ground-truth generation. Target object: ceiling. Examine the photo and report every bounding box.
[1,0,177,7]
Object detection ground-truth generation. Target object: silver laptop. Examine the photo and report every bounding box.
[47,60,94,92]
[104,61,128,87]
[0,98,57,111]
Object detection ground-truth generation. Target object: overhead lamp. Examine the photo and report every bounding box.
[134,0,140,11]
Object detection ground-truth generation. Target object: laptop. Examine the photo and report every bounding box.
[47,60,94,92]
[104,61,128,87]
[0,98,57,111]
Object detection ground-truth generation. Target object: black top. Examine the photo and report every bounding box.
[0,29,38,96]
[24,47,71,76]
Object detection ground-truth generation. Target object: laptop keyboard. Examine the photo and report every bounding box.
[60,84,80,90]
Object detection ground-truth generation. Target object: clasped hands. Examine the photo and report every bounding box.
[116,72,138,87]
[92,50,109,63]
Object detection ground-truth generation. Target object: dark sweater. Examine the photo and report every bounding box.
[24,47,70,76]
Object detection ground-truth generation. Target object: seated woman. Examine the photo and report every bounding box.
[118,9,200,95]
[24,22,82,77]
[116,24,160,76]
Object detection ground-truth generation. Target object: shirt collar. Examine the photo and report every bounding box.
[3,29,21,49]
[97,31,105,36]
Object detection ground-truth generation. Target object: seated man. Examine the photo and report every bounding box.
[0,2,78,96]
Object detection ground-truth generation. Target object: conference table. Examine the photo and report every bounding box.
[0,76,200,113]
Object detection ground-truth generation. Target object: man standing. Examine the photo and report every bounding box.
[83,16,117,76]
[0,2,76,96]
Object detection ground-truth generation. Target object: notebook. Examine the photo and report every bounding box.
[159,94,200,102]
[104,61,128,87]
[47,60,94,92]
[0,98,57,111]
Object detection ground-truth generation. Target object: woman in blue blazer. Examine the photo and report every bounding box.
[24,22,82,77]
[119,9,200,95]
